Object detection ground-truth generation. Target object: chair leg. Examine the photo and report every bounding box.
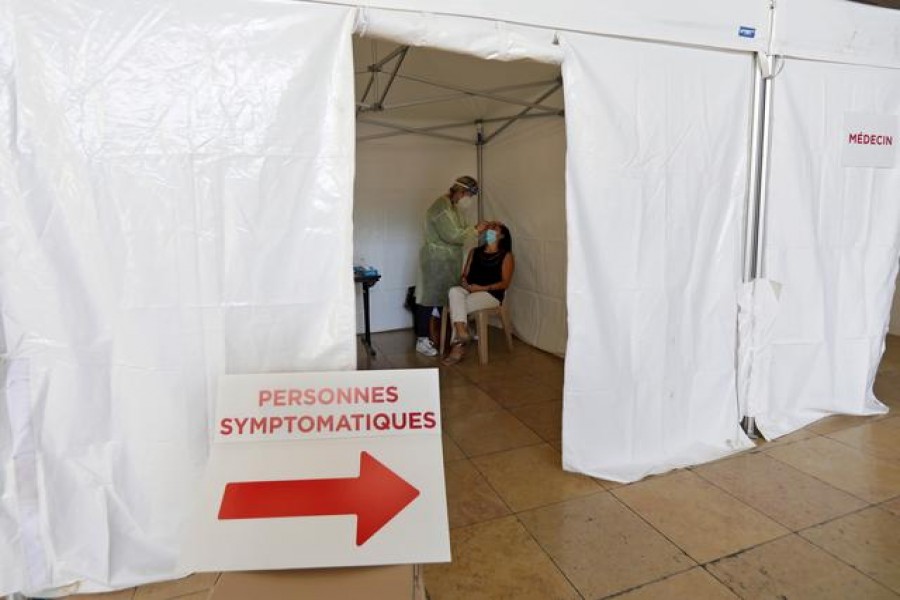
[439,307,449,357]
[500,306,514,351]
[476,311,489,364]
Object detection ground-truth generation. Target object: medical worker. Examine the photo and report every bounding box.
[414,175,487,357]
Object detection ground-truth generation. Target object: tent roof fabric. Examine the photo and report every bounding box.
[772,0,900,69]
[327,0,771,52]
[354,39,563,145]
[327,0,900,69]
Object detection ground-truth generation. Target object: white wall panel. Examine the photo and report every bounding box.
[561,32,754,482]
[345,0,769,53]
[483,118,568,355]
[752,58,900,438]
[773,0,900,69]
[0,1,357,594]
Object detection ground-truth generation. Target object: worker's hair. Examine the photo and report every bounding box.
[449,175,478,195]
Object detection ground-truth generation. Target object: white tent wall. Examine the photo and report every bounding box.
[891,272,900,335]
[0,1,357,595]
[342,0,771,54]
[10,0,900,594]
[750,57,900,439]
[0,3,25,590]
[772,0,900,70]
[482,118,568,356]
[353,136,475,333]
[561,33,755,482]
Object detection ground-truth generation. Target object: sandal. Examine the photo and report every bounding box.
[441,341,466,366]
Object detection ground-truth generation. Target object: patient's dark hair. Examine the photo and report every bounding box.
[499,224,512,253]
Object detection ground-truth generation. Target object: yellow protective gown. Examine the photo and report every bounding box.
[415,194,477,306]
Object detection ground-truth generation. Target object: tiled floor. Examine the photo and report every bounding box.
[72,331,900,599]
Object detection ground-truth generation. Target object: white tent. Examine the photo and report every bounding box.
[1,0,898,595]
[741,0,900,437]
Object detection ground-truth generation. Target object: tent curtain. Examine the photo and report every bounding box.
[772,0,900,70]
[749,58,900,439]
[354,7,562,64]
[483,119,568,356]
[0,1,357,594]
[560,32,754,482]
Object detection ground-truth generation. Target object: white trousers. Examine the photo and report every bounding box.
[447,286,500,327]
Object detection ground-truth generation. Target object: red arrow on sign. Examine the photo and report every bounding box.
[217,451,420,546]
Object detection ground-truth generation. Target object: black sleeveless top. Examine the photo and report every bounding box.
[467,247,508,302]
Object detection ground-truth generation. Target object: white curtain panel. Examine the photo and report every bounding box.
[483,118,568,356]
[561,32,754,482]
[0,1,357,594]
[751,58,900,439]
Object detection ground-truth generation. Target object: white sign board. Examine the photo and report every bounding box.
[843,112,897,168]
[180,369,449,571]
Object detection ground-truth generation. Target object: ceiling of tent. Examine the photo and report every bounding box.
[353,36,564,145]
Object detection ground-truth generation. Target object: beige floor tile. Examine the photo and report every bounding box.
[519,492,694,598]
[827,419,900,461]
[509,401,562,441]
[72,589,136,600]
[171,592,208,600]
[386,351,440,369]
[356,344,393,371]
[424,516,580,600]
[451,358,523,383]
[806,413,884,435]
[472,444,603,512]
[438,366,471,389]
[368,329,417,355]
[613,568,740,600]
[707,534,897,600]
[133,573,218,599]
[525,368,564,391]
[439,384,503,420]
[883,497,900,516]
[443,410,541,457]
[476,375,561,409]
[693,453,868,530]
[751,426,819,451]
[516,357,565,388]
[612,470,788,563]
[444,459,511,529]
[801,506,900,594]
[873,376,900,407]
[442,433,465,463]
[765,436,900,503]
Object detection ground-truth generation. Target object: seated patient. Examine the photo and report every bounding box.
[442,223,515,365]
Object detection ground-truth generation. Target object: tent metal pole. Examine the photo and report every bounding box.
[755,66,774,281]
[357,70,377,114]
[358,112,561,142]
[740,54,775,439]
[476,121,485,223]
[374,46,409,110]
[368,78,562,113]
[485,80,563,144]
[743,63,766,284]
[371,44,409,70]
[393,72,560,112]
[356,117,472,144]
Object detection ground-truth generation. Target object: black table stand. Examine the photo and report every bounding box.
[354,272,381,356]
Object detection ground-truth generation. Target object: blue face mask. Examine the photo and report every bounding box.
[484,229,498,245]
